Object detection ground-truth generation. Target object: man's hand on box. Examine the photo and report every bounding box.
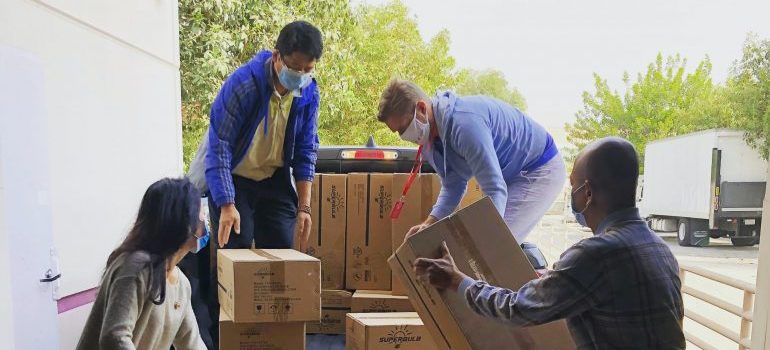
[405,223,429,241]
[404,216,438,242]
[414,242,467,291]
[297,211,311,253]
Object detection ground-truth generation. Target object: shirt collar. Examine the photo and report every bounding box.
[595,207,642,235]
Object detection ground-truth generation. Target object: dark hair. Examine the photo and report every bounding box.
[276,21,323,60]
[105,178,201,305]
[585,138,640,209]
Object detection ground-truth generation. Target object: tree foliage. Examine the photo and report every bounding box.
[178,0,501,170]
[322,1,458,146]
[727,34,770,159]
[179,0,359,169]
[455,68,527,110]
[565,54,735,165]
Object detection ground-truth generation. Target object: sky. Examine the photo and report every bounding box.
[353,0,770,146]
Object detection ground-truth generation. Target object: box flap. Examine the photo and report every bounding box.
[352,290,408,300]
[219,249,319,262]
[322,290,352,308]
[218,309,232,322]
[348,312,421,321]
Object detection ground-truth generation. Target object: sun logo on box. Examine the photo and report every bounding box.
[367,300,391,312]
[379,325,421,348]
[327,186,346,219]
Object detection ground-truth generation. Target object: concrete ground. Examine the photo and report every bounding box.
[528,215,760,350]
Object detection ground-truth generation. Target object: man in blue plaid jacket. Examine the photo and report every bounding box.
[415,137,685,350]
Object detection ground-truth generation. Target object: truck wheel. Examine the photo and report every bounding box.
[677,219,694,246]
[678,218,709,247]
[730,237,757,247]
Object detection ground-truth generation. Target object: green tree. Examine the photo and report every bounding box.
[179,0,358,170]
[323,0,458,146]
[178,0,462,169]
[455,68,527,110]
[727,34,770,159]
[565,54,734,165]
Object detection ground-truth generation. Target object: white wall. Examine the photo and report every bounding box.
[0,149,14,350]
[0,46,61,350]
[0,0,182,347]
[752,164,770,349]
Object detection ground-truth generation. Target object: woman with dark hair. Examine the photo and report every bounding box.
[77,178,208,350]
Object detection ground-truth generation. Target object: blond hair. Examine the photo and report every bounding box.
[377,79,428,122]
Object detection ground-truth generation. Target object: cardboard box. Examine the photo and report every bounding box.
[307,289,352,335]
[389,198,576,350]
[459,177,484,209]
[346,312,438,350]
[351,290,414,313]
[219,310,305,350]
[392,173,440,295]
[346,173,393,290]
[217,249,321,323]
[296,174,347,289]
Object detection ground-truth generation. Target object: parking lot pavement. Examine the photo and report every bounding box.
[528,215,760,264]
[661,234,759,260]
[529,214,760,350]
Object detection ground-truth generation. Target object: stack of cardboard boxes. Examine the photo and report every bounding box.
[346,173,393,291]
[391,173,441,295]
[295,174,350,335]
[213,170,573,349]
[283,173,437,348]
[217,249,321,349]
[272,172,482,349]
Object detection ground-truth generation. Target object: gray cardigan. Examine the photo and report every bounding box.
[76,252,205,350]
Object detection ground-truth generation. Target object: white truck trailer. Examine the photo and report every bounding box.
[641,129,767,247]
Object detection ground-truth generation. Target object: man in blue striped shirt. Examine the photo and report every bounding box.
[415,137,685,349]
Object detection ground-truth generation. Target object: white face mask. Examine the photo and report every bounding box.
[399,107,430,145]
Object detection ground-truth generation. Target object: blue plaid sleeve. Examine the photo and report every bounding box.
[292,84,320,183]
[205,72,255,207]
[460,243,607,326]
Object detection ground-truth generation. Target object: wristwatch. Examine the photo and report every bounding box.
[298,204,311,215]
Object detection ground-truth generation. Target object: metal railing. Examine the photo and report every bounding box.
[679,262,756,350]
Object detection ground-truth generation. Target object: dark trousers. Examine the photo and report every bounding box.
[182,172,298,349]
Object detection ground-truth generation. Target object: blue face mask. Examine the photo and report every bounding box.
[278,64,311,91]
[571,181,591,227]
[191,220,210,254]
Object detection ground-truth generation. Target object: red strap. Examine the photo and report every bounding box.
[390,145,424,219]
